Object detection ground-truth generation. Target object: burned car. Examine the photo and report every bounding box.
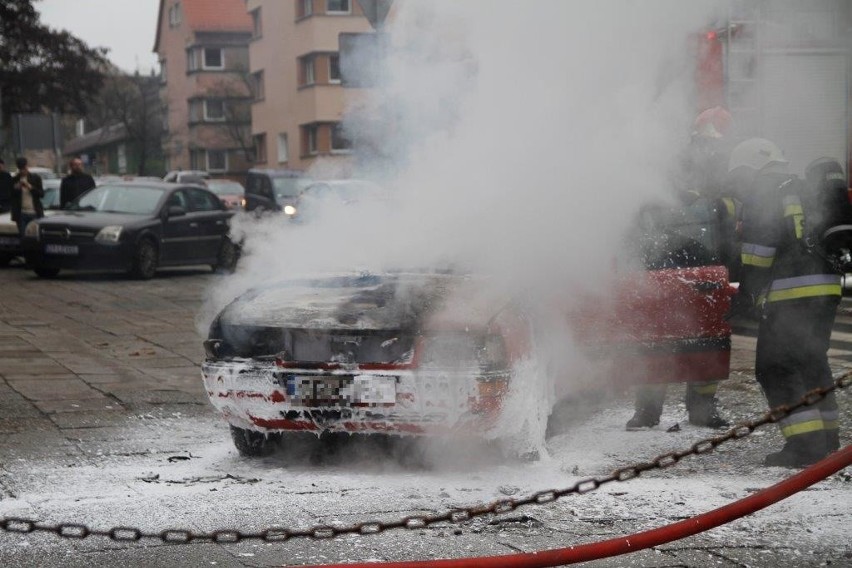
[203,198,733,456]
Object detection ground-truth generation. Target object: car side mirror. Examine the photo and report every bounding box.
[167,205,186,217]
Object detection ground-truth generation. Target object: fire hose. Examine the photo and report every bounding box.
[307,444,852,568]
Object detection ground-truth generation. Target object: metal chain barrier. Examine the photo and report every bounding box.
[2,373,850,545]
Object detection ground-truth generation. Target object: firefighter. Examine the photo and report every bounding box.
[626,107,735,431]
[729,138,841,467]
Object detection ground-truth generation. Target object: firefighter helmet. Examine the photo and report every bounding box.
[728,138,788,173]
[693,106,732,139]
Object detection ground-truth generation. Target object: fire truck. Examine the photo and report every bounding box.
[695,0,851,178]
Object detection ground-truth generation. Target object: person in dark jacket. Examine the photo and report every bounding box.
[60,157,96,208]
[11,157,45,235]
[730,138,841,467]
[0,159,13,213]
[626,107,735,431]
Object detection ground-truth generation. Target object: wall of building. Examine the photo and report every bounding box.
[247,0,371,174]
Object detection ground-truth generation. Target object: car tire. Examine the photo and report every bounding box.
[212,238,238,274]
[230,425,279,457]
[130,239,158,280]
[34,266,60,278]
[0,254,12,267]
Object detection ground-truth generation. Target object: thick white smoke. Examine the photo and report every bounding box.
[201,0,724,454]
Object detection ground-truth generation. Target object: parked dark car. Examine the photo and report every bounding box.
[205,179,245,210]
[243,169,312,216]
[23,181,238,279]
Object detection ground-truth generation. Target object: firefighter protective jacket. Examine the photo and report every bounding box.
[739,172,841,305]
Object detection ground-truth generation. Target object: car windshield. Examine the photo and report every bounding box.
[207,181,244,196]
[273,177,313,201]
[633,197,720,269]
[71,185,164,215]
[302,181,384,202]
[42,186,60,208]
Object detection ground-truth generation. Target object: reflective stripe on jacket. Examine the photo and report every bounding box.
[739,172,839,304]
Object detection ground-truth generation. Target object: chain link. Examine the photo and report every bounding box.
[2,373,850,544]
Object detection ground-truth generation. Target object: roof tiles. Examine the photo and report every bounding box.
[183,0,252,33]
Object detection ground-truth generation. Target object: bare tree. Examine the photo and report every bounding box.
[87,73,164,175]
[206,67,255,165]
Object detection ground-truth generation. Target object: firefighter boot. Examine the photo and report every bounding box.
[763,430,829,468]
[822,410,840,452]
[686,382,729,429]
[626,385,665,430]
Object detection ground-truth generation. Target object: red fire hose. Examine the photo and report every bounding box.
[303,444,851,568]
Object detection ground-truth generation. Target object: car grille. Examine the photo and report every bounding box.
[40,226,97,243]
[218,325,415,364]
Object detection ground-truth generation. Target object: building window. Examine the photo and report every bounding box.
[251,8,262,39]
[252,70,265,100]
[326,0,351,14]
[328,54,341,83]
[169,1,182,26]
[303,125,318,155]
[207,150,228,172]
[297,0,313,19]
[203,100,226,122]
[159,59,167,84]
[203,48,224,70]
[330,123,351,153]
[300,56,315,86]
[253,134,267,164]
[277,133,289,163]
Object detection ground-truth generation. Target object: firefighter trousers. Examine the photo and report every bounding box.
[755,297,839,451]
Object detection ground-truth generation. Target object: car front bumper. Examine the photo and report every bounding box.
[201,359,509,436]
[23,239,135,271]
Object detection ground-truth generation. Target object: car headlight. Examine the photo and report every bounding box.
[95,225,123,244]
[283,205,297,216]
[24,221,40,240]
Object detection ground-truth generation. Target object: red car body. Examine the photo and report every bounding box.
[202,264,733,440]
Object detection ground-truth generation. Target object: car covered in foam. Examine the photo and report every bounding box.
[203,197,733,456]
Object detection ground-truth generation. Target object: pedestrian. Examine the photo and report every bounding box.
[60,157,96,208]
[729,138,841,467]
[626,107,735,431]
[11,157,45,236]
[0,158,13,213]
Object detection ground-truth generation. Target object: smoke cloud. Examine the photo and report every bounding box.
[200,0,725,454]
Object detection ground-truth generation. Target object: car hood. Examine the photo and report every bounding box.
[218,273,509,332]
[38,211,151,230]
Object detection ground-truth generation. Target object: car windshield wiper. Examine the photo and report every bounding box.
[71,205,97,211]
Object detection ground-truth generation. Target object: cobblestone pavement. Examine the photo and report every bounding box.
[0,266,850,567]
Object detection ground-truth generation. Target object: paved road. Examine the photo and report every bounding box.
[0,266,850,567]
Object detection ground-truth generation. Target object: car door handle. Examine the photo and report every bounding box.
[189,222,198,228]
[215,220,224,225]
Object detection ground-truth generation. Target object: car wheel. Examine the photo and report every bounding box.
[212,238,238,274]
[130,239,158,280]
[34,266,60,278]
[230,425,279,457]
[0,254,12,267]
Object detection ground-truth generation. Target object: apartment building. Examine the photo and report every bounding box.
[246,0,372,173]
[154,0,253,177]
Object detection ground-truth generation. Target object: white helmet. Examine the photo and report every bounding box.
[728,138,788,173]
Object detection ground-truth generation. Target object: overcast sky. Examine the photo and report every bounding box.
[37,0,161,74]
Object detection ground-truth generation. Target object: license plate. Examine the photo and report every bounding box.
[353,375,397,404]
[286,375,397,406]
[45,244,79,255]
[0,236,19,247]
[288,376,348,406]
